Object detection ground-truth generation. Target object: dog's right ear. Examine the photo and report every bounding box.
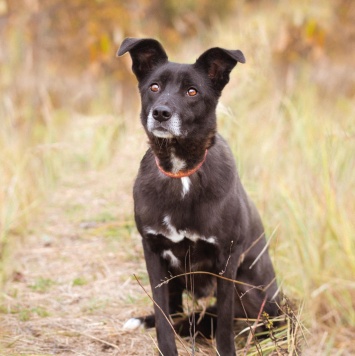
[117,38,168,81]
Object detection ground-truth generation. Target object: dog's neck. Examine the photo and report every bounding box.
[149,134,215,177]
[155,150,208,178]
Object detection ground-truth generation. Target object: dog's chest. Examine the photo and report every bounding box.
[145,216,218,270]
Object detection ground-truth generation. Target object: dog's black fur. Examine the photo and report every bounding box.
[118,38,279,355]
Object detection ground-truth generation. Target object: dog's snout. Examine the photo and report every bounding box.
[152,106,172,122]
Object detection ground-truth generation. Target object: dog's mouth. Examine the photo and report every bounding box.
[151,127,175,139]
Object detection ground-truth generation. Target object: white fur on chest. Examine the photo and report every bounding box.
[170,153,186,173]
[180,177,191,198]
[162,249,180,267]
[145,215,216,245]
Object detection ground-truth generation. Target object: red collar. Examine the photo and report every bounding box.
[155,150,208,178]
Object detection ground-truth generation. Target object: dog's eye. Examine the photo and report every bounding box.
[150,84,160,92]
[187,88,198,97]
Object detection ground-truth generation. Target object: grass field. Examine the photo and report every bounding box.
[1,1,354,354]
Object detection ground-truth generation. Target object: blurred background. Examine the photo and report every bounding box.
[1,0,354,354]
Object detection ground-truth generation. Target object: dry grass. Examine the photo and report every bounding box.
[0,117,150,355]
[1,0,355,355]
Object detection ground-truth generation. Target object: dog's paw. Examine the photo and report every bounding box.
[122,318,143,331]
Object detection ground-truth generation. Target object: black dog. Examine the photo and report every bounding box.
[119,38,279,355]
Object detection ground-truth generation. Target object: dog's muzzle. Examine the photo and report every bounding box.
[147,108,183,138]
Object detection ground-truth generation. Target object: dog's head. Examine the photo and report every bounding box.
[118,38,245,141]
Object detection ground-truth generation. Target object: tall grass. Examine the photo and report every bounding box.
[0,90,65,282]
[0,82,126,284]
[196,5,355,352]
[0,21,124,284]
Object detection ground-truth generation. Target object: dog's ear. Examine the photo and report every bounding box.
[194,47,245,91]
[117,38,168,81]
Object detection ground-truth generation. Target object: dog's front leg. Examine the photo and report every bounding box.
[216,252,238,356]
[142,238,178,356]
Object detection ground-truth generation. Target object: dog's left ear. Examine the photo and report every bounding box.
[194,47,245,91]
[117,38,168,81]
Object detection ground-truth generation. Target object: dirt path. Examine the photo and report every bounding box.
[0,118,166,355]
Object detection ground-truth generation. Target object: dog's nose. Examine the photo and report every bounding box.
[152,106,172,122]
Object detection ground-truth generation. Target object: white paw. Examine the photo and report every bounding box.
[122,318,142,331]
